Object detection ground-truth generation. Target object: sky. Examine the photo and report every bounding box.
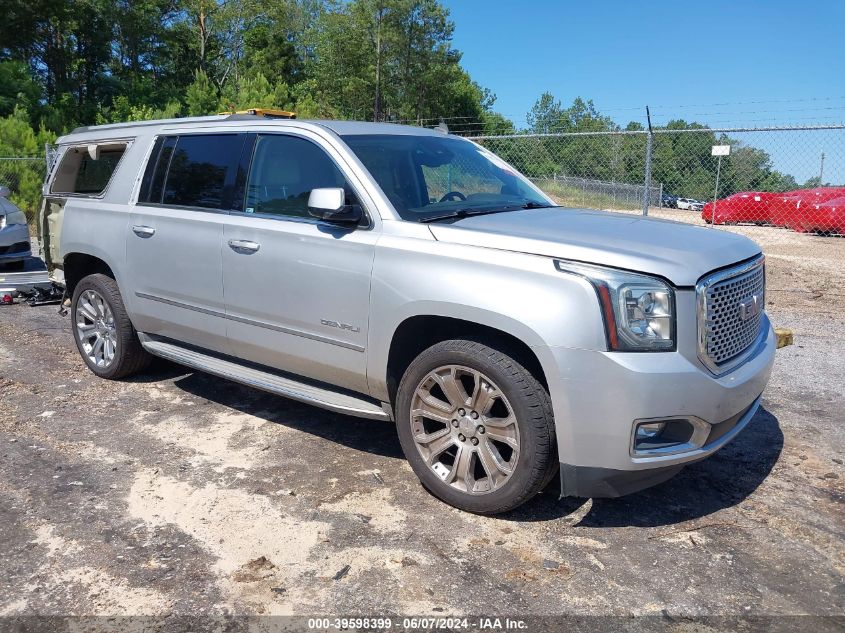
[441,0,845,183]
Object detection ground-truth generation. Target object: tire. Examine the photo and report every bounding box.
[395,339,557,514]
[71,273,151,379]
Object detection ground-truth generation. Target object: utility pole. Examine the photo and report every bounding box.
[819,151,825,185]
[642,106,653,216]
[373,4,385,122]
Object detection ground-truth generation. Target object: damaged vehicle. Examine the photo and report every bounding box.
[0,186,32,270]
[39,113,775,513]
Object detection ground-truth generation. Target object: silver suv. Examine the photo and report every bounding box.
[39,115,775,513]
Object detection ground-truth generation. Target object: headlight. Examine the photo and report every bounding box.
[554,259,675,351]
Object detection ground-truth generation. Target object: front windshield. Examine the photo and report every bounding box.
[341,133,553,221]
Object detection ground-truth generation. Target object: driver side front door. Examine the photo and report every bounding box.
[221,132,378,394]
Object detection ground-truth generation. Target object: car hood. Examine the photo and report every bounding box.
[427,207,761,286]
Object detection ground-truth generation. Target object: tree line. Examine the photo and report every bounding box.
[1,0,492,130]
[484,93,810,201]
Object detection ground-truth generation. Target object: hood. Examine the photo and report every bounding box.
[427,208,761,287]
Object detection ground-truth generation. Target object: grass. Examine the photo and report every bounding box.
[534,179,644,212]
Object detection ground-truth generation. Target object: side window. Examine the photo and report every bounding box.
[148,136,177,204]
[138,136,165,202]
[50,143,128,196]
[160,134,242,209]
[245,135,348,218]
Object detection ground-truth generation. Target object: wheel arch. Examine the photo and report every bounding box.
[64,252,116,297]
[383,313,551,411]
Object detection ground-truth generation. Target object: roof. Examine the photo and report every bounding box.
[314,120,444,136]
[60,115,444,144]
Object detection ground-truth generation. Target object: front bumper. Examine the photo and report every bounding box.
[547,313,776,498]
[559,396,761,497]
[0,224,31,262]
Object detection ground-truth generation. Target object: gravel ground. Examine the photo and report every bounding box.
[0,241,843,629]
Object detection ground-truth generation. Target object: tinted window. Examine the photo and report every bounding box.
[162,135,241,209]
[147,136,176,204]
[138,137,165,202]
[245,135,348,218]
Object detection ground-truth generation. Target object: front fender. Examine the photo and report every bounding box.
[366,234,607,400]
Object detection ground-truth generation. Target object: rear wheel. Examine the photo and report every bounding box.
[395,339,557,514]
[71,273,151,379]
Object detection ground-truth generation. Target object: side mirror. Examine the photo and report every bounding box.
[307,188,362,225]
[0,186,9,198]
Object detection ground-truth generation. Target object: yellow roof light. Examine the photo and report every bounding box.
[220,108,297,119]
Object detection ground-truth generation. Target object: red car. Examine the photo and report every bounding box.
[797,196,845,235]
[768,193,805,231]
[773,187,845,232]
[701,191,776,224]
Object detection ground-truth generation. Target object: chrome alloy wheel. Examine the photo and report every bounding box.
[75,289,117,368]
[410,365,520,494]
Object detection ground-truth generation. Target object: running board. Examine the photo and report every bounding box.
[139,337,391,421]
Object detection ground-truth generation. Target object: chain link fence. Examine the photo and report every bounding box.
[472,125,845,235]
[0,155,47,224]
[527,174,662,211]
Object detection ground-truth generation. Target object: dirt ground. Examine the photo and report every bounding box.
[0,228,843,629]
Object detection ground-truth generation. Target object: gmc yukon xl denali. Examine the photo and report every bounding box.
[39,114,775,513]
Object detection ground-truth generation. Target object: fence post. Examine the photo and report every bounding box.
[657,182,663,209]
[711,154,723,227]
[642,107,654,216]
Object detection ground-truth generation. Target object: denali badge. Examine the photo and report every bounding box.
[738,294,762,321]
[321,319,360,333]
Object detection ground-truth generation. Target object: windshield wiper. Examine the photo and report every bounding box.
[519,201,556,209]
[419,201,556,223]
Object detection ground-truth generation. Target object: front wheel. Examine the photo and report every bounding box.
[395,339,557,514]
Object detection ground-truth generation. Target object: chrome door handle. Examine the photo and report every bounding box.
[228,239,260,253]
[132,225,156,238]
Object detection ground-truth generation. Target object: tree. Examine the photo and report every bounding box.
[527,92,564,135]
[0,61,42,118]
[219,72,293,112]
[185,69,220,116]
[306,0,490,124]
[481,111,515,136]
[0,107,55,220]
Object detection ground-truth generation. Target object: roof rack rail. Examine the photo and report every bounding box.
[220,108,297,119]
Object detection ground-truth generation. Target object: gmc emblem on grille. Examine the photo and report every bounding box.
[738,294,762,321]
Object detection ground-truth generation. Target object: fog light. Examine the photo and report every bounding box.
[635,421,665,440]
[632,417,709,456]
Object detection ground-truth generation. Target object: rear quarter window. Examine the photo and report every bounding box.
[50,143,128,196]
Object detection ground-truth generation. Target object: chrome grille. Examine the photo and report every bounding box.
[697,257,766,374]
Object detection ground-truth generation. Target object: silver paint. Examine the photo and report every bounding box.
[45,117,776,480]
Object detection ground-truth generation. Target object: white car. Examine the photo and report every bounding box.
[0,186,32,269]
[677,198,705,212]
